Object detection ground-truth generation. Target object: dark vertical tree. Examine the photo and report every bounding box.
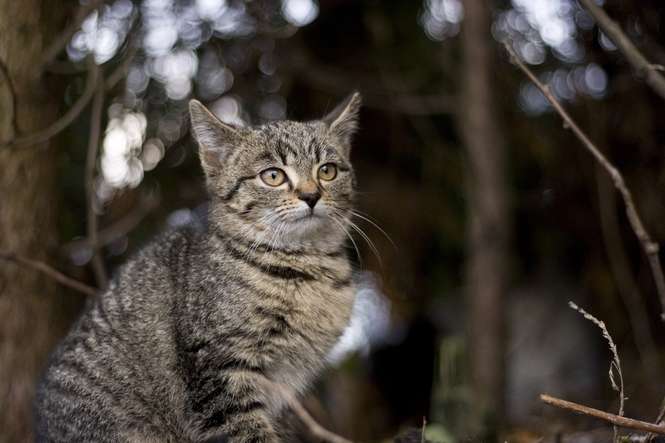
[0,1,69,440]
[460,0,509,432]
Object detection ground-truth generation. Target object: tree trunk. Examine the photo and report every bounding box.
[0,1,67,440]
[459,0,509,433]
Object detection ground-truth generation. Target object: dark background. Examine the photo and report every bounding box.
[2,0,665,441]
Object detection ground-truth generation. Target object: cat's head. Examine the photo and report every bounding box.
[189,93,361,251]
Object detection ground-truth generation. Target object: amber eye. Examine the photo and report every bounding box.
[260,168,287,187]
[318,163,338,181]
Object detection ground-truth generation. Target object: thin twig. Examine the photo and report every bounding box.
[40,0,105,70]
[61,193,159,254]
[0,57,18,139]
[288,48,454,115]
[1,45,133,151]
[0,252,97,296]
[504,41,665,321]
[85,79,108,289]
[578,0,665,101]
[541,394,665,435]
[105,44,138,91]
[264,381,353,443]
[569,302,624,442]
[596,168,660,376]
[105,24,140,92]
[647,399,665,441]
[0,61,100,149]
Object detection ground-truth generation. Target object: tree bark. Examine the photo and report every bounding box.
[0,1,68,440]
[459,0,509,432]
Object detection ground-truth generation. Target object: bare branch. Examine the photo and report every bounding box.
[105,23,140,91]
[504,41,665,321]
[0,61,100,149]
[40,0,105,70]
[0,57,18,139]
[596,169,661,376]
[541,394,665,435]
[0,252,97,296]
[1,43,134,151]
[578,0,665,101]
[61,193,159,254]
[647,400,665,441]
[569,302,624,441]
[263,381,353,443]
[287,50,454,115]
[105,45,138,91]
[85,80,108,289]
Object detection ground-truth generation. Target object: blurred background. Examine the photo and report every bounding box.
[2,0,665,441]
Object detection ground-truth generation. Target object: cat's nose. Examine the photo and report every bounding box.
[297,191,321,209]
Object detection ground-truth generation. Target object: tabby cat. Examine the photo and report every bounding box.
[35,92,362,442]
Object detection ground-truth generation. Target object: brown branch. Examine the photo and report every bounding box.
[40,0,105,70]
[61,193,159,254]
[0,57,18,139]
[105,44,137,91]
[1,43,134,151]
[578,0,665,101]
[105,21,140,91]
[541,394,665,435]
[0,61,100,149]
[504,41,665,321]
[286,49,454,115]
[85,79,108,289]
[264,381,353,443]
[647,399,665,441]
[0,252,97,296]
[596,169,660,375]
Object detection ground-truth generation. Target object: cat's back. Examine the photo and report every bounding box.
[35,227,202,442]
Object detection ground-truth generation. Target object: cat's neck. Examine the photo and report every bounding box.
[208,224,348,260]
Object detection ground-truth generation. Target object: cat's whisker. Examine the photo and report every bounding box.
[329,214,363,268]
[264,220,286,258]
[345,218,383,268]
[251,214,282,257]
[350,210,397,251]
[328,206,382,266]
[237,212,281,263]
[327,206,382,266]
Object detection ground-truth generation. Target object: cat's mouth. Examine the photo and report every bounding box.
[293,211,322,222]
[285,209,329,230]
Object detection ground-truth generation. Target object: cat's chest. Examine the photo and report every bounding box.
[242,277,355,352]
[260,280,355,387]
[253,278,355,335]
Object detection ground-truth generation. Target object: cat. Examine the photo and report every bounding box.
[35,92,362,442]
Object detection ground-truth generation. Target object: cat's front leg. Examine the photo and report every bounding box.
[195,369,282,443]
[218,409,280,443]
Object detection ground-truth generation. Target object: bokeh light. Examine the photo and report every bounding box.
[419,0,464,41]
[281,0,319,27]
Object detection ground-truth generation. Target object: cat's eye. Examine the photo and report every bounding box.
[259,168,287,187]
[318,163,338,181]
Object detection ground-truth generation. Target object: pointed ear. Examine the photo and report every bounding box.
[322,92,362,149]
[189,99,242,179]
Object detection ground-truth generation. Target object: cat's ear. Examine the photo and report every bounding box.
[322,92,362,150]
[189,99,242,178]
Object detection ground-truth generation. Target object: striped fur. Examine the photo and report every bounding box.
[35,93,362,442]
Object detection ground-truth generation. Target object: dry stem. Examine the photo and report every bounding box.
[265,381,353,443]
[504,41,665,321]
[85,80,107,288]
[541,394,665,435]
[0,252,97,296]
[0,62,100,149]
[578,0,665,101]
[40,0,105,70]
